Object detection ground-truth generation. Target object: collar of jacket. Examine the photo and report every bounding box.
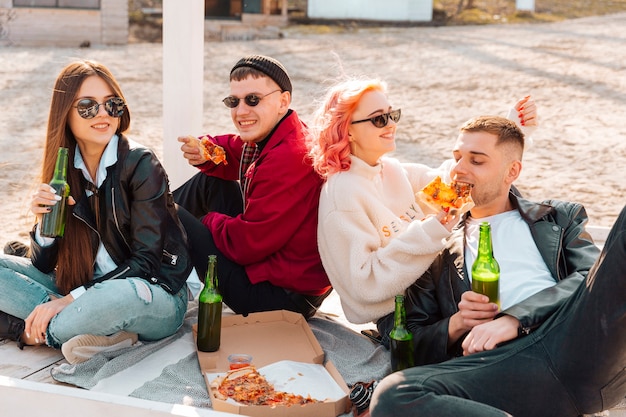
[72,135,132,228]
[509,192,555,224]
[256,108,294,152]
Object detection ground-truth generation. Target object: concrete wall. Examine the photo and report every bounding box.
[307,0,433,22]
[0,0,128,47]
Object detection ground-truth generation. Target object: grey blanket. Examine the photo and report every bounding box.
[49,304,626,417]
[51,304,391,414]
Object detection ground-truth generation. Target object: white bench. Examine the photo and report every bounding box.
[588,225,609,248]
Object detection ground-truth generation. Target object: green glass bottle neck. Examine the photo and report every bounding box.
[204,255,218,290]
[393,296,407,328]
[205,265,217,289]
[476,224,494,259]
[52,147,69,181]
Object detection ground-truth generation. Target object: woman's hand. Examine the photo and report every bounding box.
[30,183,75,222]
[23,294,74,345]
[437,210,460,232]
[515,95,538,128]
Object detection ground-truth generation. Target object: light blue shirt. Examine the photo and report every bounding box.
[74,135,120,281]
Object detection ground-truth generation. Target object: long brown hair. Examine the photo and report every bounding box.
[41,60,131,294]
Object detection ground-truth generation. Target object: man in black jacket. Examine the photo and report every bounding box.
[371,116,625,417]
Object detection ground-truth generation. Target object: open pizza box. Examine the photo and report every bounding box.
[194,310,350,417]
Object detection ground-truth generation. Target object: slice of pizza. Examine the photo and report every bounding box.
[196,136,228,165]
[418,176,474,213]
[210,365,319,407]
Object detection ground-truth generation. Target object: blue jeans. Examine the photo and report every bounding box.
[0,254,188,349]
[371,205,626,417]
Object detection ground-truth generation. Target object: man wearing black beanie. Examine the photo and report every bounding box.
[173,55,331,319]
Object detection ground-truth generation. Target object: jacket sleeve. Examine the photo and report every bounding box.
[197,134,242,181]
[29,226,59,274]
[389,252,466,365]
[501,201,600,333]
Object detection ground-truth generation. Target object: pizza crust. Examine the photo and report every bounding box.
[210,366,255,401]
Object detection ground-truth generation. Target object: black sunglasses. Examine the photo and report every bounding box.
[351,109,402,128]
[74,97,126,119]
[222,90,281,108]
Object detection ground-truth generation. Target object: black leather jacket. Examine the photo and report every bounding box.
[31,135,192,295]
[377,193,600,365]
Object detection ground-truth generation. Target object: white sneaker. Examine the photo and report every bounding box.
[61,331,139,364]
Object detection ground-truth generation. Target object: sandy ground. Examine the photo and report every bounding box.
[1,13,625,246]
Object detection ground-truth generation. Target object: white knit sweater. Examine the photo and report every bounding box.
[317,156,452,324]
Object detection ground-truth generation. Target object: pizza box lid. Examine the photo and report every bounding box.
[194,310,350,417]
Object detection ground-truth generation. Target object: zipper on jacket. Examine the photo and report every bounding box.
[73,212,100,268]
[518,324,531,337]
[109,266,131,280]
[163,249,178,265]
[111,187,132,252]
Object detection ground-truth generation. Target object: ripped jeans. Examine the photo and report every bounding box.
[0,254,188,349]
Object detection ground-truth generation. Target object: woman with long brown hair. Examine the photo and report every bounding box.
[0,60,192,364]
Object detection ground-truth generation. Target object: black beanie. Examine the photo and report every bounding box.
[230,55,293,94]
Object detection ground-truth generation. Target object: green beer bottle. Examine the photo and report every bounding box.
[389,294,415,372]
[471,222,500,307]
[197,255,223,352]
[41,147,70,238]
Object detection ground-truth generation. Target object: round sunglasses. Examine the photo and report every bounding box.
[222,90,281,108]
[73,97,126,119]
[351,109,402,128]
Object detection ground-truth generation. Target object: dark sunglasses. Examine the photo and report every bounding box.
[222,90,281,108]
[351,109,402,128]
[74,97,126,119]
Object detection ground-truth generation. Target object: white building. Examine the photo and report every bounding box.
[307,0,433,22]
[0,0,128,47]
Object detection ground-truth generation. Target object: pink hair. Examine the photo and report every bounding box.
[308,78,387,178]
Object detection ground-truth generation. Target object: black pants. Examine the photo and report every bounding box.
[371,205,626,417]
[174,173,328,319]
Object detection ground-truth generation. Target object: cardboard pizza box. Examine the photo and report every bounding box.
[194,310,350,417]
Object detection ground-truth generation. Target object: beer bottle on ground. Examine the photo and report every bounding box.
[389,294,415,372]
[197,255,223,352]
[471,221,501,307]
[41,147,70,238]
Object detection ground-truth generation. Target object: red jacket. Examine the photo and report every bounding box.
[198,110,330,296]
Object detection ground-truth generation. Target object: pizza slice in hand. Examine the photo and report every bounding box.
[196,136,228,165]
[418,176,474,214]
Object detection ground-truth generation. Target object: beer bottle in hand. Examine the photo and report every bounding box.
[197,255,223,352]
[471,221,500,307]
[41,147,70,238]
[389,294,415,372]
